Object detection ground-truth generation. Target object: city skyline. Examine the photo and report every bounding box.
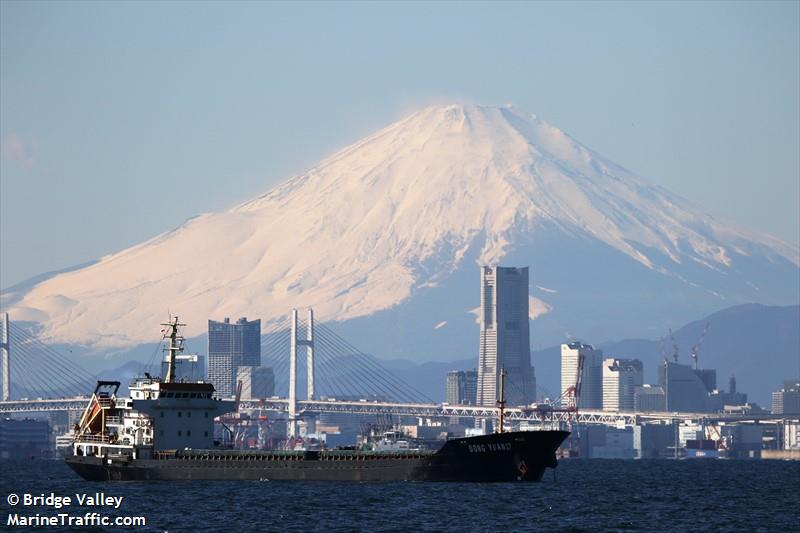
[0,2,798,528]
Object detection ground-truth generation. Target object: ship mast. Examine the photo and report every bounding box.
[162,316,185,383]
[497,367,506,433]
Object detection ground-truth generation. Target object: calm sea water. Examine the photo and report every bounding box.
[1,459,798,532]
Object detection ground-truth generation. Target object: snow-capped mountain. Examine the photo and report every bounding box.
[3,104,798,356]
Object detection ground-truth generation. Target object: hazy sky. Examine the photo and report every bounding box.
[1,1,798,289]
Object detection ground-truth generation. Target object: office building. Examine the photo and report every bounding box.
[634,385,666,412]
[446,370,478,405]
[658,362,714,412]
[476,267,536,407]
[561,342,603,409]
[236,366,275,400]
[208,317,261,397]
[602,358,644,412]
[707,375,748,412]
[772,380,800,414]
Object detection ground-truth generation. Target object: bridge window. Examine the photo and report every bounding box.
[190,393,197,398]
[160,411,164,418]
[204,412,209,418]
[187,430,191,436]
[178,430,182,436]
[178,411,182,418]
[187,411,191,418]
[204,431,208,437]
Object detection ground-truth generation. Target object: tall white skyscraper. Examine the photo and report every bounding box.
[560,342,603,409]
[602,358,644,411]
[476,266,536,407]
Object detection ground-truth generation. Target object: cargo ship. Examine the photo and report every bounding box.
[66,318,568,482]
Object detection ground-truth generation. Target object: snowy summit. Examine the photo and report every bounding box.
[3,104,798,350]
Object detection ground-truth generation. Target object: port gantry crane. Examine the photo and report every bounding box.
[520,351,585,455]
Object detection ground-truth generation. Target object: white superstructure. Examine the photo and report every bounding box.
[71,318,235,461]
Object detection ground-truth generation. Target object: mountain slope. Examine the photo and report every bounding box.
[3,104,798,349]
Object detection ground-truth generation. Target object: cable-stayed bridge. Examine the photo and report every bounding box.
[0,313,795,428]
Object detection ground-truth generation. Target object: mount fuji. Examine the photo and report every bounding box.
[3,104,798,361]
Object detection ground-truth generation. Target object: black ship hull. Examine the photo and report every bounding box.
[66,430,568,482]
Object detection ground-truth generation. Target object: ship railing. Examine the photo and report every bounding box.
[105,416,123,425]
[74,434,111,444]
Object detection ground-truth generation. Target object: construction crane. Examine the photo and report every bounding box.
[690,322,710,370]
[669,328,680,363]
[526,350,585,418]
[659,336,668,363]
[520,352,585,458]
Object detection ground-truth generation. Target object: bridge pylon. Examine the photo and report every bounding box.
[1,313,9,401]
[288,308,315,439]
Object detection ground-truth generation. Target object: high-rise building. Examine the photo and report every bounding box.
[602,358,644,412]
[446,370,478,405]
[236,366,275,400]
[476,267,536,407]
[707,374,748,412]
[208,317,261,397]
[463,370,478,406]
[658,362,713,412]
[771,380,800,414]
[634,385,666,412]
[561,342,603,409]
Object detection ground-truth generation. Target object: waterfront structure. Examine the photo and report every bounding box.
[633,424,674,458]
[476,267,536,407]
[658,362,714,412]
[634,385,666,412]
[602,358,644,412]
[785,421,800,450]
[771,380,800,414]
[236,366,275,400]
[208,317,261,397]
[561,342,603,409]
[0,418,50,459]
[446,370,478,405]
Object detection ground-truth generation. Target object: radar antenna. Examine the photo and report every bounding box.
[161,316,186,383]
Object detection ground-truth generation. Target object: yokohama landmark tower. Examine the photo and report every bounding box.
[476,266,536,407]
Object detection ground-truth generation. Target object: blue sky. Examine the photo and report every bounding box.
[1,1,798,288]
